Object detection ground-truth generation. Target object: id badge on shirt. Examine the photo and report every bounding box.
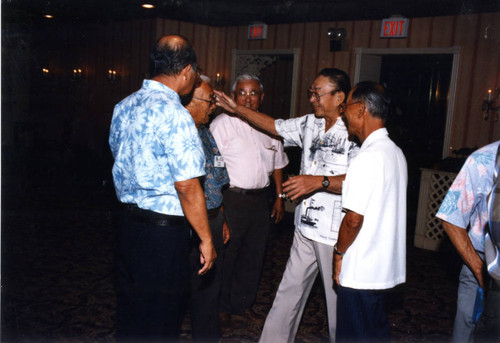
[214,156,225,168]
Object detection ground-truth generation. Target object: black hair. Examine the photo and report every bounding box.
[150,35,197,77]
[318,68,351,101]
[351,81,391,121]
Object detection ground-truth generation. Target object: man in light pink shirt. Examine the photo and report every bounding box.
[210,74,289,328]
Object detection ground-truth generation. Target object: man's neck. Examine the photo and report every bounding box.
[323,112,340,131]
[152,74,182,94]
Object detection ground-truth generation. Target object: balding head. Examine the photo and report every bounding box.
[186,78,216,128]
[150,34,197,77]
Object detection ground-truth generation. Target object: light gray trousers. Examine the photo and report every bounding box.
[259,229,337,343]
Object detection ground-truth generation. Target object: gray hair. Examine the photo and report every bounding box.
[231,74,264,93]
[199,74,211,83]
[351,81,390,121]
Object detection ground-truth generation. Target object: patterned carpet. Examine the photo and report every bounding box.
[2,185,460,342]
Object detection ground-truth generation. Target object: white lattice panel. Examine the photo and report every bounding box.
[414,169,457,251]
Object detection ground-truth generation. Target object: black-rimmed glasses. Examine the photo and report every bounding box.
[339,101,363,113]
[193,94,216,106]
[307,88,340,101]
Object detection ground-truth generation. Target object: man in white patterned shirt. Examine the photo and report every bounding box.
[215,68,358,343]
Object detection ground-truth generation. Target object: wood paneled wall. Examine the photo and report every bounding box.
[17,13,499,156]
[155,13,500,150]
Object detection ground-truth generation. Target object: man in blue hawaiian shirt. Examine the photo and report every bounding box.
[184,76,230,342]
[436,140,500,343]
[109,35,216,342]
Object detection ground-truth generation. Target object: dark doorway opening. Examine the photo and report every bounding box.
[379,54,453,235]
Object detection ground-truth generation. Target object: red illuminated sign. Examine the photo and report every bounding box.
[248,24,267,40]
[380,17,409,38]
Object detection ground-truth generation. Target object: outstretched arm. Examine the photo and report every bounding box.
[214,90,279,136]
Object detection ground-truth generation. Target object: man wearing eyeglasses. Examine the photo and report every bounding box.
[210,74,289,328]
[333,82,407,342]
[183,76,230,342]
[215,68,358,343]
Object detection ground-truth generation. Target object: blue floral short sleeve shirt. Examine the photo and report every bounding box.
[109,80,205,215]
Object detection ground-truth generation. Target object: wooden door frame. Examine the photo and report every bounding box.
[354,46,461,158]
[231,48,300,117]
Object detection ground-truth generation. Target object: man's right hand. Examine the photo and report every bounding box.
[198,240,217,275]
[214,90,238,113]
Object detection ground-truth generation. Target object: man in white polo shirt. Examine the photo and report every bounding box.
[333,81,407,342]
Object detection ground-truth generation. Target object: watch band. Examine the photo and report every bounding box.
[334,243,345,257]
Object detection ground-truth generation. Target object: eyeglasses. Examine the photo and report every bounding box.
[307,88,340,101]
[193,94,216,106]
[339,101,363,113]
[236,90,260,97]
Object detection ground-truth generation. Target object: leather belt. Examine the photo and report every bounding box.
[124,204,186,227]
[207,207,221,220]
[228,186,268,195]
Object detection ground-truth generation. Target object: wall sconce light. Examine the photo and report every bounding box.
[72,68,84,81]
[482,88,500,121]
[42,68,50,77]
[328,28,346,52]
[107,69,121,84]
[214,73,225,90]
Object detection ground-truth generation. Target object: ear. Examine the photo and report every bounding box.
[231,92,236,100]
[358,104,366,118]
[335,92,345,106]
[260,91,265,104]
[181,64,192,80]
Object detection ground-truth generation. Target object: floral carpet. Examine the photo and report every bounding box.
[2,186,459,342]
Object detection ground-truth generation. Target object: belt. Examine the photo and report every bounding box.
[228,186,268,195]
[124,204,186,227]
[207,207,220,220]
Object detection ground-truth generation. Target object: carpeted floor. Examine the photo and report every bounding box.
[2,185,460,342]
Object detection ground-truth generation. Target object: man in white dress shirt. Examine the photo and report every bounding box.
[210,74,289,326]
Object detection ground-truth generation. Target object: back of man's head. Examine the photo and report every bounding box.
[150,35,197,78]
[351,81,390,122]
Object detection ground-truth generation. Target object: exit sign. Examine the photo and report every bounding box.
[380,17,409,38]
[248,24,267,40]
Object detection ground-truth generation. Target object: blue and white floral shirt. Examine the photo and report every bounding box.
[436,141,500,252]
[109,79,205,216]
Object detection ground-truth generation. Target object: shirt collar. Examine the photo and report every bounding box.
[360,127,389,149]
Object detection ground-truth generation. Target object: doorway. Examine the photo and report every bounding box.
[231,49,300,118]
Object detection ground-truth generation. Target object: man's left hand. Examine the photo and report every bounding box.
[271,198,285,223]
[282,175,322,200]
[333,254,343,285]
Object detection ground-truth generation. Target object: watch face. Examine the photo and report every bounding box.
[322,178,330,188]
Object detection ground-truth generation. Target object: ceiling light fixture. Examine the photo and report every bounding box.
[142,4,155,9]
[44,14,54,19]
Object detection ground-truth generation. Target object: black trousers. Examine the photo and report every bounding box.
[219,188,271,314]
[114,207,190,343]
[189,210,225,342]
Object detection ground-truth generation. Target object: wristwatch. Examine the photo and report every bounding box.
[334,243,345,257]
[322,176,330,189]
